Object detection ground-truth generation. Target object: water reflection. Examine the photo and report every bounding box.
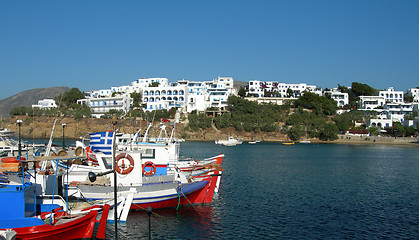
[107,204,221,239]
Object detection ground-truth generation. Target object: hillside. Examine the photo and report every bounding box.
[1,116,416,146]
[0,87,70,118]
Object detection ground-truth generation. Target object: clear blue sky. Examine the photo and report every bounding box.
[1,0,418,100]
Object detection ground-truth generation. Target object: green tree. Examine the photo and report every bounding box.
[286,88,294,98]
[217,96,283,132]
[404,94,413,103]
[288,125,305,141]
[111,91,124,97]
[405,111,418,121]
[130,92,142,108]
[405,126,416,137]
[368,126,380,136]
[238,87,247,97]
[55,88,85,109]
[319,123,339,141]
[73,104,92,121]
[188,113,212,131]
[103,109,124,119]
[391,122,405,137]
[148,82,160,87]
[333,112,355,132]
[338,84,349,93]
[10,106,32,117]
[142,109,170,121]
[351,82,377,97]
[294,92,337,116]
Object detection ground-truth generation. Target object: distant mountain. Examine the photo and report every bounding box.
[233,80,248,90]
[0,87,70,118]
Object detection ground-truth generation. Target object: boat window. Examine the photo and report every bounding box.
[142,149,155,159]
[101,156,112,170]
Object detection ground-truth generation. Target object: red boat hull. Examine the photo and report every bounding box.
[5,205,110,240]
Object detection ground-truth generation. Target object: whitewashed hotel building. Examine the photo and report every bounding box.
[142,85,187,111]
[379,87,404,103]
[142,77,236,113]
[247,80,320,98]
[358,96,386,110]
[77,94,132,118]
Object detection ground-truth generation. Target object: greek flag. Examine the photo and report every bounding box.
[89,131,114,155]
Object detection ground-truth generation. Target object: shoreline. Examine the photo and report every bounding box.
[184,136,419,147]
[2,116,418,148]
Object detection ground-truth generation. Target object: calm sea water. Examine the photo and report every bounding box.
[96,142,417,239]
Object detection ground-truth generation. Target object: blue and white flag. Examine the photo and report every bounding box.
[89,131,114,155]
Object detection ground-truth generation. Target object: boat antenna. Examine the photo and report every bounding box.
[44,119,57,159]
[170,121,175,141]
[142,111,156,142]
[142,122,152,142]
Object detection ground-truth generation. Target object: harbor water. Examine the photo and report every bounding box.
[101,141,418,239]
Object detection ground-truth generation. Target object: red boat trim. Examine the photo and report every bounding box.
[95,204,110,240]
[7,209,99,239]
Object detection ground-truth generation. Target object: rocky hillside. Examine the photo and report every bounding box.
[0,87,70,118]
[1,116,291,142]
[1,116,417,145]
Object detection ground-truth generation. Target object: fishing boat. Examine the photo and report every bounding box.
[66,149,221,210]
[215,136,243,146]
[0,157,110,240]
[82,129,224,188]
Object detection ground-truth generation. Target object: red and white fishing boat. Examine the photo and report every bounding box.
[67,149,222,210]
[0,156,110,240]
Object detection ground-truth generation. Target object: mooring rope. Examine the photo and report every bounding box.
[131,203,165,218]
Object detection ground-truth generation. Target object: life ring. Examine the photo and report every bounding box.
[142,161,156,176]
[115,153,134,175]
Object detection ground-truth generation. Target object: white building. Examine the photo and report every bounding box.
[245,96,296,105]
[383,102,416,123]
[142,85,186,111]
[366,119,393,129]
[204,77,235,109]
[328,89,349,107]
[364,102,417,129]
[379,87,404,103]
[407,88,419,102]
[247,80,266,97]
[247,81,320,98]
[179,81,207,112]
[32,99,58,109]
[359,96,386,110]
[131,77,169,94]
[86,77,169,99]
[77,94,132,118]
[142,77,236,113]
[111,85,132,94]
[88,89,112,98]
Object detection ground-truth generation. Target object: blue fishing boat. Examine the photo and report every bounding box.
[0,156,110,240]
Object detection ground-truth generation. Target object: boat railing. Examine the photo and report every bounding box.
[41,194,69,211]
